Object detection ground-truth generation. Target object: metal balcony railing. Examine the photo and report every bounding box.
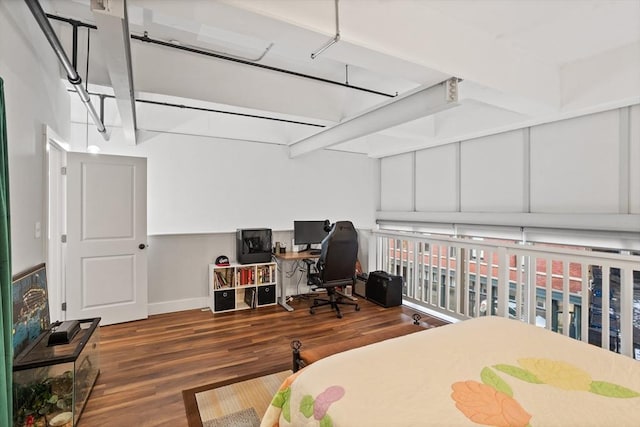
[373,230,640,359]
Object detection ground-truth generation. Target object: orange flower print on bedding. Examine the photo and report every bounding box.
[451,380,531,427]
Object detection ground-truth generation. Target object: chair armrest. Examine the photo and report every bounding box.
[302,258,315,266]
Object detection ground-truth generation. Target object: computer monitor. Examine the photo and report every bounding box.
[294,220,329,252]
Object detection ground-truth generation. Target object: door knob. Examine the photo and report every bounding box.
[139,243,147,250]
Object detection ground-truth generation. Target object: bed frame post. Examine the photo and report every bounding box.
[291,340,303,372]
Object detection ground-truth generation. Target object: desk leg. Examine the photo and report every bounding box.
[279,297,294,312]
[276,259,294,312]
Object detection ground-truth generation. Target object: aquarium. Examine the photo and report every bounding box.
[13,319,100,427]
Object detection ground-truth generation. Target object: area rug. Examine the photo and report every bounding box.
[183,369,292,427]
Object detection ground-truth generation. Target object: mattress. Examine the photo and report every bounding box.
[261,316,640,427]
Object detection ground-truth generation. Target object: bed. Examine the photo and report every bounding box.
[261,316,640,427]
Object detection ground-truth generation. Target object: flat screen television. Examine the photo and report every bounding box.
[294,220,329,252]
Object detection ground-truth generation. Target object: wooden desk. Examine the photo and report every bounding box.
[273,250,319,311]
[274,250,320,261]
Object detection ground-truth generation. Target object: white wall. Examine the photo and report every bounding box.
[72,127,377,234]
[415,143,458,211]
[380,152,413,211]
[69,124,377,311]
[0,2,70,274]
[461,130,525,212]
[379,105,640,240]
[530,110,620,213]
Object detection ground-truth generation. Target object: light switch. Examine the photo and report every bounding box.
[35,221,41,238]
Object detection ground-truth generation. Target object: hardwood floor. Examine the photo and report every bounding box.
[79,297,447,426]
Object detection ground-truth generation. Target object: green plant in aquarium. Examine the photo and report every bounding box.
[14,370,73,426]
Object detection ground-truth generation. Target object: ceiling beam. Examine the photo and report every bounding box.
[369,96,639,159]
[91,0,137,144]
[289,78,459,158]
[220,0,562,112]
[130,41,383,123]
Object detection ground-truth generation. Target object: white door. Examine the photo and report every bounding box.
[45,134,67,323]
[65,152,148,325]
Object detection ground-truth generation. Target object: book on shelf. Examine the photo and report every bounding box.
[226,269,234,287]
[243,287,256,308]
[238,267,255,286]
[214,271,226,289]
[255,265,272,284]
[214,268,235,289]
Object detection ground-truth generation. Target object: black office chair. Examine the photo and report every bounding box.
[304,221,360,318]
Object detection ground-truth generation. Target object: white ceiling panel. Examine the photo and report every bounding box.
[46,0,640,157]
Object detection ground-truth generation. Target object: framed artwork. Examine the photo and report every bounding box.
[12,263,50,358]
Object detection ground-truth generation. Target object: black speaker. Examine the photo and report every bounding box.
[365,271,403,308]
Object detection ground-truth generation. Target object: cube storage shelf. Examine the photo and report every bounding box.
[13,318,100,427]
[209,261,277,313]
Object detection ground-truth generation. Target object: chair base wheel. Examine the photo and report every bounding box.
[355,305,360,311]
[310,308,315,314]
[337,313,343,319]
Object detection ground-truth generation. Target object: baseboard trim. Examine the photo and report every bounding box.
[148,297,209,315]
[402,300,461,324]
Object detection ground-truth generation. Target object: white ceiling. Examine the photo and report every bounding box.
[48,0,640,157]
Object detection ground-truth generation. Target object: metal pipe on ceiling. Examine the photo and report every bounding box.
[71,21,78,69]
[133,33,394,98]
[25,0,109,140]
[45,13,396,99]
[311,0,340,59]
[68,89,326,128]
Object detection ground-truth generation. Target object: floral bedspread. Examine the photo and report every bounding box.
[261,316,640,427]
